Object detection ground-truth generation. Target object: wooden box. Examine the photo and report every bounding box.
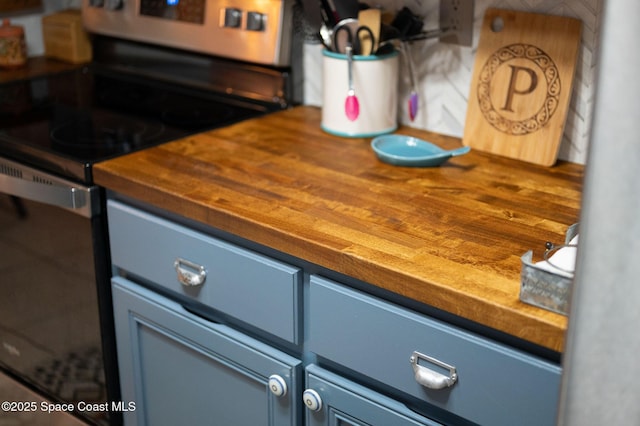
[42,9,92,64]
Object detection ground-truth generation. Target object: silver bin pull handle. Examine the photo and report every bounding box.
[174,258,207,287]
[410,351,458,390]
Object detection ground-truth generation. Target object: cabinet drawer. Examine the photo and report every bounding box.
[308,276,561,426]
[107,200,301,343]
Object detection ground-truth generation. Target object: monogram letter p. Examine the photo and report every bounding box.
[502,65,538,112]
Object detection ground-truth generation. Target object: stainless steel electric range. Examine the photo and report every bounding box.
[0,1,299,424]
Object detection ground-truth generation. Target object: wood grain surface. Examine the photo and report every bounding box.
[0,56,83,83]
[464,9,582,166]
[94,106,584,352]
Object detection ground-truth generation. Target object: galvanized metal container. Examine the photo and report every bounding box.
[520,224,579,315]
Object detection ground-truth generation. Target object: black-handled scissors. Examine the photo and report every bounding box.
[332,19,376,56]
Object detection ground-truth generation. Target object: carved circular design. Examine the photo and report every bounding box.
[477,44,561,136]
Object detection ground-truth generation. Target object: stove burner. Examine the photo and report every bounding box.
[50,114,166,155]
[161,104,234,129]
[0,65,271,182]
[97,83,168,111]
[95,76,237,130]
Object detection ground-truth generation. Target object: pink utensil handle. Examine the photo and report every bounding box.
[345,93,360,121]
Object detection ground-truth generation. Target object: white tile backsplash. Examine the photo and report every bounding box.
[305,0,603,165]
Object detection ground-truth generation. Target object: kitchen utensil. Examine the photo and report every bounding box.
[373,23,400,53]
[319,23,332,49]
[357,8,381,56]
[402,41,419,121]
[319,0,339,27]
[463,8,581,166]
[371,135,470,167]
[332,19,375,55]
[334,0,358,20]
[379,23,401,41]
[344,44,359,121]
[390,7,424,39]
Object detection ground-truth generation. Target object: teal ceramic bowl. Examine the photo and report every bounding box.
[371,135,471,167]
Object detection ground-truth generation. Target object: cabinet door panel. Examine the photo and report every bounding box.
[305,364,442,426]
[112,277,300,426]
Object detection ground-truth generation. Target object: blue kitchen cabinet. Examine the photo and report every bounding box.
[112,278,301,426]
[303,364,442,426]
[107,199,562,425]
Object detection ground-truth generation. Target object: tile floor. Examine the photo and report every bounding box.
[0,371,87,425]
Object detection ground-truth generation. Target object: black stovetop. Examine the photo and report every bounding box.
[0,66,270,184]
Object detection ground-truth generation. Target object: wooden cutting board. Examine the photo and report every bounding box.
[463,9,582,166]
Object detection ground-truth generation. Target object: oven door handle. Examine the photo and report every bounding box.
[0,174,97,218]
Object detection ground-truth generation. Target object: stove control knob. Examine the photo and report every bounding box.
[246,11,265,31]
[104,0,123,10]
[223,8,242,28]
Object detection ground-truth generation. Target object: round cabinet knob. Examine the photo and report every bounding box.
[302,389,323,412]
[268,375,287,397]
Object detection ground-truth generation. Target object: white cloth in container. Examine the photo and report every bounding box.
[535,234,579,278]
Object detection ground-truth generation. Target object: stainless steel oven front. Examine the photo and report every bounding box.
[0,157,117,426]
[82,0,295,67]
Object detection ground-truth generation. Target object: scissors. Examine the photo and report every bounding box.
[332,19,376,56]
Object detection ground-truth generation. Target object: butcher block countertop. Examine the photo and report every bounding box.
[94,106,583,353]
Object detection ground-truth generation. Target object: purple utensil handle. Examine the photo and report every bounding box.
[409,92,418,121]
